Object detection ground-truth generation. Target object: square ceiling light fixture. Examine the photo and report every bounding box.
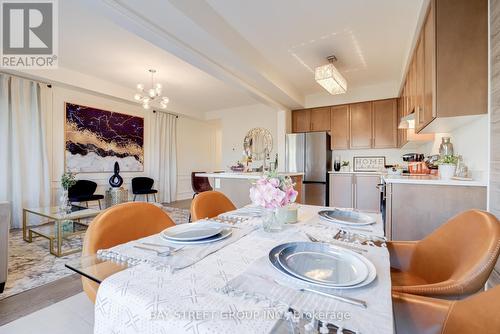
[315,55,347,95]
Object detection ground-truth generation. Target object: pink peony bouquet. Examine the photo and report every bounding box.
[249,171,298,209]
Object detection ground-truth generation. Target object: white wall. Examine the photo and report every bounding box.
[417,115,489,179]
[47,85,217,204]
[206,104,279,169]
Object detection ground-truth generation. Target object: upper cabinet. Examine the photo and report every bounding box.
[292,109,310,133]
[402,0,487,133]
[349,102,373,149]
[310,107,331,131]
[373,99,398,148]
[330,105,350,150]
[292,98,399,150]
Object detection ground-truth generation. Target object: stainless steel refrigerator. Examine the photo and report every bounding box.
[285,132,331,206]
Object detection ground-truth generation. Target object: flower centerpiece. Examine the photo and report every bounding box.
[60,170,77,212]
[249,171,298,232]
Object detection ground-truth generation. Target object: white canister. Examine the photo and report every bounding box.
[438,164,456,180]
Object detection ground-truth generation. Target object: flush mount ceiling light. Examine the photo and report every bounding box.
[315,55,347,95]
[134,69,170,110]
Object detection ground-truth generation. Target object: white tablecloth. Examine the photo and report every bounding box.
[93,205,393,334]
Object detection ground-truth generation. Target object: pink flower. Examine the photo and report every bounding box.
[250,175,296,209]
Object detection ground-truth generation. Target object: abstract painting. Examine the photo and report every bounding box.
[65,103,144,172]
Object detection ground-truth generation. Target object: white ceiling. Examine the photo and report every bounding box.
[30,0,424,115]
[57,0,258,114]
[206,0,424,95]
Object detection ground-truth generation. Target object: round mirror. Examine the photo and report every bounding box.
[243,128,273,160]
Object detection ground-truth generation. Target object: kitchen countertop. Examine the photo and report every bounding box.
[329,171,383,175]
[195,172,304,180]
[382,174,487,187]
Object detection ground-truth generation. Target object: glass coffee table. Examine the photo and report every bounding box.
[23,205,101,257]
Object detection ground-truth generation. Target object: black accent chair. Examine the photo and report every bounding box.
[68,180,104,209]
[132,177,158,202]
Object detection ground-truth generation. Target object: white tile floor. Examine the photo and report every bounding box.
[0,293,94,334]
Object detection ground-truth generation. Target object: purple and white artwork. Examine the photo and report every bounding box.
[65,103,144,172]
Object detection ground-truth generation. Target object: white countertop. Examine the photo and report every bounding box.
[196,172,304,180]
[329,171,383,175]
[382,174,487,187]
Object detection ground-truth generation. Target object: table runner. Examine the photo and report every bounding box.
[93,205,392,334]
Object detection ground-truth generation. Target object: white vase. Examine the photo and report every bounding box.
[439,164,456,180]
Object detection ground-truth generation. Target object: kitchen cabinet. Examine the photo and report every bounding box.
[292,109,310,133]
[349,102,373,149]
[329,174,380,212]
[373,99,398,148]
[310,107,331,131]
[330,105,349,149]
[397,97,408,147]
[400,0,487,134]
[386,183,487,241]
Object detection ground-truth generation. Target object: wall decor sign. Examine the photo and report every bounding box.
[65,103,144,172]
[353,156,386,172]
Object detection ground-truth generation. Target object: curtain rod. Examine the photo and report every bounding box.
[152,109,179,118]
[0,70,52,87]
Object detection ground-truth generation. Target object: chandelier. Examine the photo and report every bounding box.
[134,69,169,109]
[315,55,347,95]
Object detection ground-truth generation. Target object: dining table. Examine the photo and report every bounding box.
[66,205,393,334]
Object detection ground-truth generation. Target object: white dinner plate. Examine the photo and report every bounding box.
[318,209,376,226]
[276,242,369,287]
[160,223,223,241]
[269,242,377,290]
[160,227,232,245]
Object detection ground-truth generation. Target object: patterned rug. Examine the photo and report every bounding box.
[1,206,190,300]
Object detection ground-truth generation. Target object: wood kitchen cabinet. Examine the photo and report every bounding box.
[373,99,398,148]
[401,0,487,134]
[292,109,310,133]
[329,174,380,212]
[397,97,408,147]
[330,105,349,149]
[310,107,331,131]
[349,102,373,149]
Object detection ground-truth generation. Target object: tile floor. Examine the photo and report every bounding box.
[0,293,94,334]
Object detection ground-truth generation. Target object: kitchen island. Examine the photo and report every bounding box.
[195,172,303,207]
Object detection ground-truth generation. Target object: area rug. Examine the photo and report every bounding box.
[1,206,190,300]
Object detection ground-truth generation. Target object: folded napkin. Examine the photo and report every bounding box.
[218,206,266,220]
[97,220,259,272]
[219,242,392,333]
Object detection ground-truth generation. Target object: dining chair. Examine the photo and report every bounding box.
[392,285,500,334]
[389,209,500,299]
[191,172,213,197]
[81,202,175,302]
[131,177,158,202]
[190,190,236,222]
[68,180,104,209]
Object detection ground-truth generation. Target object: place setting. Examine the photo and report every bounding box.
[97,220,258,271]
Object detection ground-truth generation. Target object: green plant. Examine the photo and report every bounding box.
[341,161,350,167]
[437,155,458,165]
[61,170,77,190]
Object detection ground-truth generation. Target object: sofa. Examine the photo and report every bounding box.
[0,202,10,293]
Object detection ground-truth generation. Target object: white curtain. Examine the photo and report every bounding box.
[0,74,51,228]
[151,111,177,203]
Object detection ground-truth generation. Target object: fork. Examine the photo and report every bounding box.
[305,233,367,254]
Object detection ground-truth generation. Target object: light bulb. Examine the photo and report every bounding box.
[148,88,156,97]
[134,93,142,101]
[136,83,144,91]
[143,103,150,110]
[155,83,162,90]
[162,97,169,104]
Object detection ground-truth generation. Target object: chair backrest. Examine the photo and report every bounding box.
[190,191,236,221]
[191,172,213,194]
[83,202,175,255]
[444,285,500,334]
[412,210,500,293]
[131,177,154,192]
[68,180,97,197]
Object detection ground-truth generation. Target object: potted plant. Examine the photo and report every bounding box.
[341,161,350,172]
[437,155,458,180]
[249,171,298,232]
[60,170,77,211]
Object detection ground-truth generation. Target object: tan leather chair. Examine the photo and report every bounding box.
[82,202,175,302]
[392,285,500,334]
[190,191,236,221]
[389,210,500,298]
